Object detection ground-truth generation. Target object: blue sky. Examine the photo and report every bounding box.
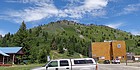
[0,0,140,36]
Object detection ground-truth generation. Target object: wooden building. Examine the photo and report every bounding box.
[91,42,111,60]
[91,41,126,61]
[111,41,126,60]
[0,47,23,64]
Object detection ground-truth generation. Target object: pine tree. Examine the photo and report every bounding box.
[15,21,29,60]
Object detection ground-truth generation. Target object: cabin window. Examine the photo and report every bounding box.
[60,60,69,66]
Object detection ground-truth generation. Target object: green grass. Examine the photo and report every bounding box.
[0,64,44,70]
[50,50,87,59]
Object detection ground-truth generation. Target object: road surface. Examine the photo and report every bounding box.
[32,63,140,70]
[98,63,140,70]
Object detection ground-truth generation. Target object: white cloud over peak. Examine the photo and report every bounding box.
[4,0,109,23]
[105,23,123,29]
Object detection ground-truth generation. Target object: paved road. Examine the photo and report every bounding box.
[32,63,140,70]
[98,63,140,70]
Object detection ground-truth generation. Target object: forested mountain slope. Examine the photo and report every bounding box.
[0,20,140,63]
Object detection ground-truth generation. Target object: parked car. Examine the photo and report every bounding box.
[32,58,97,70]
[103,60,110,64]
[112,58,120,64]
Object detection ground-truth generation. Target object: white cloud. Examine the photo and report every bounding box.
[105,23,123,29]
[130,30,140,36]
[83,0,108,9]
[4,0,109,23]
[91,9,106,17]
[0,30,7,37]
[0,16,5,19]
[118,3,140,15]
[7,2,59,23]
[64,0,108,18]
[6,0,53,4]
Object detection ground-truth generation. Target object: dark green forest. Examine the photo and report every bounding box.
[0,20,140,63]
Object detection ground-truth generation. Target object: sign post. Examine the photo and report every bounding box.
[47,56,50,62]
[126,54,127,66]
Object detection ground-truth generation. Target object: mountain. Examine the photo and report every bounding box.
[0,20,140,63]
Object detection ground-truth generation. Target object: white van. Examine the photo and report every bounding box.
[32,58,97,70]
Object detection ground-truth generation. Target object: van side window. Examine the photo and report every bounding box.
[74,60,86,64]
[86,60,93,64]
[74,60,93,64]
[48,61,58,67]
[60,60,69,66]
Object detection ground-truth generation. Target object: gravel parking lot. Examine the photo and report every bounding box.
[98,63,140,70]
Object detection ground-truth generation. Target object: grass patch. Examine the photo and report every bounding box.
[0,64,44,70]
[50,50,87,59]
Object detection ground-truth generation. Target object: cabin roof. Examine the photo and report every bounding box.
[0,47,22,54]
[0,50,9,56]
